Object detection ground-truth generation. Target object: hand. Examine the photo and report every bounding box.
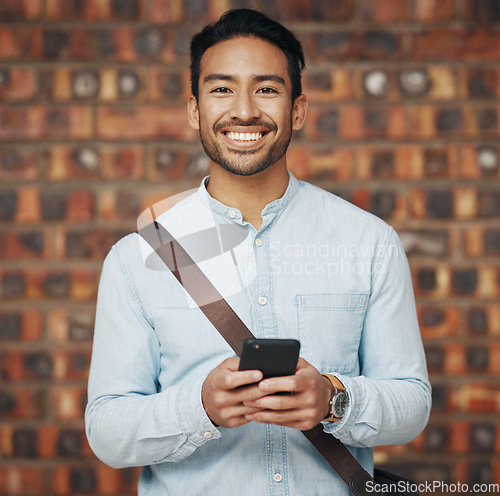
[242,358,334,431]
[201,358,267,428]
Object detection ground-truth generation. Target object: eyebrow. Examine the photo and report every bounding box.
[203,73,286,86]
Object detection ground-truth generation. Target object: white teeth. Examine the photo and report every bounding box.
[225,131,263,141]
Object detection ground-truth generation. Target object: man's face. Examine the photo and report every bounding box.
[188,37,307,176]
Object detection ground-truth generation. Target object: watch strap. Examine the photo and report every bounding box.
[322,374,346,422]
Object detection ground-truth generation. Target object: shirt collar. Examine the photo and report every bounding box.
[196,171,300,225]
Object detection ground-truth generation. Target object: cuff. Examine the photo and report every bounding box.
[321,373,360,443]
[176,374,221,447]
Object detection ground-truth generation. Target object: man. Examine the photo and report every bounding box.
[85,9,431,495]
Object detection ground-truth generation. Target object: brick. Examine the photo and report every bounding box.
[46,145,145,181]
[460,145,500,178]
[148,146,208,181]
[466,0,500,24]
[359,146,423,180]
[341,105,406,140]
[359,0,455,23]
[418,305,459,338]
[362,31,403,59]
[40,189,94,221]
[476,267,500,298]
[290,146,354,182]
[0,106,93,141]
[477,189,500,217]
[150,0,184,23]
[411,30,500,61]
[408,105,435,138]
[413,266,449,298]
[358,0,413,23]
[50,387,87,420]
[0,388,45,420]
[47,309,95,343]
[46,0,145,21]
[0,310,43,341]
[0,0,43,21]
[451,269,478,295]
[0,67,36,103]
[398,68,431,98]
[430,383,452,412]
[51,464,140,495]
[14,188,42,224]
[0,189,18,221]
[0,465,44,495]
[470,424,496,453]
[56,228,130,260]
[1,349,91,382]
[96,27,181,62]
[1,425,91,459]
[148,67,192,101]
[0,229,50,260]
[0,147,38,181]
[0,268,97,301]
[306,31,357,62]
[41,67,147,102]
[426,66,458,100]
[262,0,354,22]
[415,0,456,22]
[42,29,94,60]
[463,226,500,257]
[435,107,462,134]
[465,67,498,99]
[466,461,495,487]
[304,67,352,103]
[350,189,406,220]
[97,106,195,141]
[0,28,43,60]
[454,383,500,414]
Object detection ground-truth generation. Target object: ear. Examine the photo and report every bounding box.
[187,95,200,130]
[291,94,308,131]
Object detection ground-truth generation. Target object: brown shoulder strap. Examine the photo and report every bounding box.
[138,221,385,496]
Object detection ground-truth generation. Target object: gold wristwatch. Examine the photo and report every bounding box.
[322,374,348,421]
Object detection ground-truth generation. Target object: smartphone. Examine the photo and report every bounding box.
[238,338,300,379]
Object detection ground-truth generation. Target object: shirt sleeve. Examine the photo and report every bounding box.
[85,244,220,469]
[322,227,432,447]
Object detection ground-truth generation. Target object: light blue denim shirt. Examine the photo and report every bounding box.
[85,172,431,496]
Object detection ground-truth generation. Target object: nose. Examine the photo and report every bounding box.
[228,91,261,121]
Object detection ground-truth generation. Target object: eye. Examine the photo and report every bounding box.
[211,87,231,94]
[258,87,278,94]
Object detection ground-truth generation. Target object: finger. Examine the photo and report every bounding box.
[246,408,320,430]
[216,369,263,390]
[258,375,302,394]
[243,393,299,411]
[245,408,304,424]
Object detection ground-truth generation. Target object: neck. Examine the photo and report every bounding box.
[206,161,290,230]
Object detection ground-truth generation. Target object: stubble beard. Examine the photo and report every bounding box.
[199,118,293,177]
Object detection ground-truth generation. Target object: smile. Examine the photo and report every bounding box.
[223,131,265,142]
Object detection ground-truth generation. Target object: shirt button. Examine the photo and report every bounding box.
[258,296,267,306]
[273,473,283,483]
[255,238,263,247]
[203,431,213,439]
[228,210,236,219]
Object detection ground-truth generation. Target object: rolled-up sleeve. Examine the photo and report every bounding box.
[85,244,220,469]
[323,227,431,447]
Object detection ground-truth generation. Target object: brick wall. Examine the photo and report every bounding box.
[1,0,499,494]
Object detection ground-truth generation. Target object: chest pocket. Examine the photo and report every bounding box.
[295,293,368,374]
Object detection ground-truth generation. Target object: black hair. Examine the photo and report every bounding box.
[190,9,305,102]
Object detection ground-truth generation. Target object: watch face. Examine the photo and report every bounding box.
[333,391,348,418]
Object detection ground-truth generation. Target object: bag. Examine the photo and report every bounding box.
[138,218,419,496]
[374,469,419,496]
